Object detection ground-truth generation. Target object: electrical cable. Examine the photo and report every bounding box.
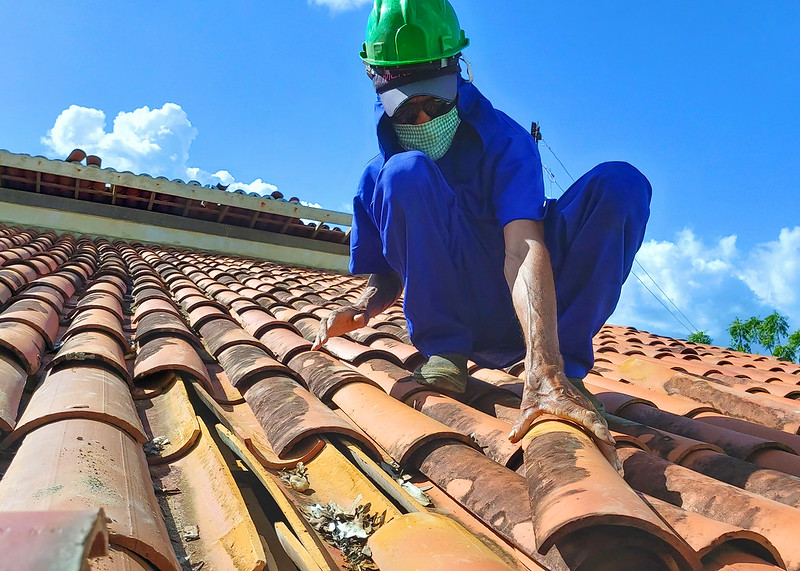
[542,164,566,195]
[541,139,576,183]
[630,271,695,334]
[540,136,698,335]
[633,259,699,332]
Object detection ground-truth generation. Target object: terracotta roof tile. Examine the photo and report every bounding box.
[259,326,313,363]
[63,307,128,351]
[133,310,194,346]
[216,344,290,390]
[606,413,725,464]
[88,546,153,570]
[616,403,794,461]
[332,381,476,465]
[679,449,800,509]
[0,509,109,571]
[197,317,264,357]
[418,440,558,568]
[645,494,783,565]
[149,419,265,570]
[0,320,47,374]
[0,419,180,570]
[8,364,146,446]
[245,374,381,458]
[288,349,379,402]
[74,292,124,321]
[0,351,27,432]
[16,284,66,312]
[3,220,800,569]
[368,512,515,570]
[192,380,325,469]
[523,418,697,569]
[34,273,78,300]
[619,446,800,570]
[50,331,130,382]
[745,447,800,479]
[133,336,210,388]
[135,377,200,464]
[407,390,523,466]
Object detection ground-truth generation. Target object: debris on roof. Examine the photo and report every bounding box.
[303,495,385,570]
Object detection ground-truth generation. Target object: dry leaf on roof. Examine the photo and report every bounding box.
[384,462,433,506]
[302,494,385,570]
[144,435,170,455]
[396,476,433,507]
[279,461,310,492]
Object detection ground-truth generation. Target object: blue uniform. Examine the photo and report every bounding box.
[351,78,651,378]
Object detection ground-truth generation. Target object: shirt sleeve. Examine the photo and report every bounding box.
[492,131,547,226]
[349,188,394,276]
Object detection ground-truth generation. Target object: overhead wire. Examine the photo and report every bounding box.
[541,139,576,183]
[629,272,695,335]
[632,259,699,333]
[539,135,697,335]
[541,164,566,195]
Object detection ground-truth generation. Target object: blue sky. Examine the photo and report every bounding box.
[2,1,799,350]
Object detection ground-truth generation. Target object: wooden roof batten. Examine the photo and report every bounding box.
[0,150,352,272]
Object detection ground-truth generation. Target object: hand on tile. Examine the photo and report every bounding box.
[509,369,621,471]
[311,306,369,350]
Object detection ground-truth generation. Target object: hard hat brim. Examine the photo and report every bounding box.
[380,72,458,118]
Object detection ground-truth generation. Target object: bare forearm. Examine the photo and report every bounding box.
[502,220,616,460]
[505,236,564,375]
[312,271,403,350]
[356,272,404,322]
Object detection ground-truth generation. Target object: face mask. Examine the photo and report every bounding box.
[392,105,461,162]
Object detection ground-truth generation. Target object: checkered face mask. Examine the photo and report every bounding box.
[392,105,461,162]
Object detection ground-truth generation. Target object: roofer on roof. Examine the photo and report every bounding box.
[313,0,651,467]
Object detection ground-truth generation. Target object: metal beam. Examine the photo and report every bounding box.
[0,150,353,227]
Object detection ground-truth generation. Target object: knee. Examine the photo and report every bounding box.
[379,151,440,208]
[586,161,651,222]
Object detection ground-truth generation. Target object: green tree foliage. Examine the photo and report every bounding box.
[758,311,789,352]
[688,331,712,345]
[774,330,800,363]
[728,311,800,363]
[728,317,758,353]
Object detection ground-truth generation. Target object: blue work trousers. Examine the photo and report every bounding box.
[370,152,651,378]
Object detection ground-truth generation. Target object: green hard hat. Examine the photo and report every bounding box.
[360,0,469,67]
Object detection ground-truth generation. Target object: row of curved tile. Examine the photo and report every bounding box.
[0,231,270,569]
[132,243,798,570]
[2,223,800,569]
[0,227,527,570]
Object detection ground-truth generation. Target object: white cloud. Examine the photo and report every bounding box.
[229,179,279,196]
[43,103,197,180]
[300,201,324,225]
[738,227,800,319]
[309,0,371,11]
[611,227,800,346]
[42,103,281,197]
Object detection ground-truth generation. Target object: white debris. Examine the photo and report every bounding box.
[279,462,310,492]
[398,480,433,506]
[182,525,200,541]
[144,436,171,455]
[302,494,384,570]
